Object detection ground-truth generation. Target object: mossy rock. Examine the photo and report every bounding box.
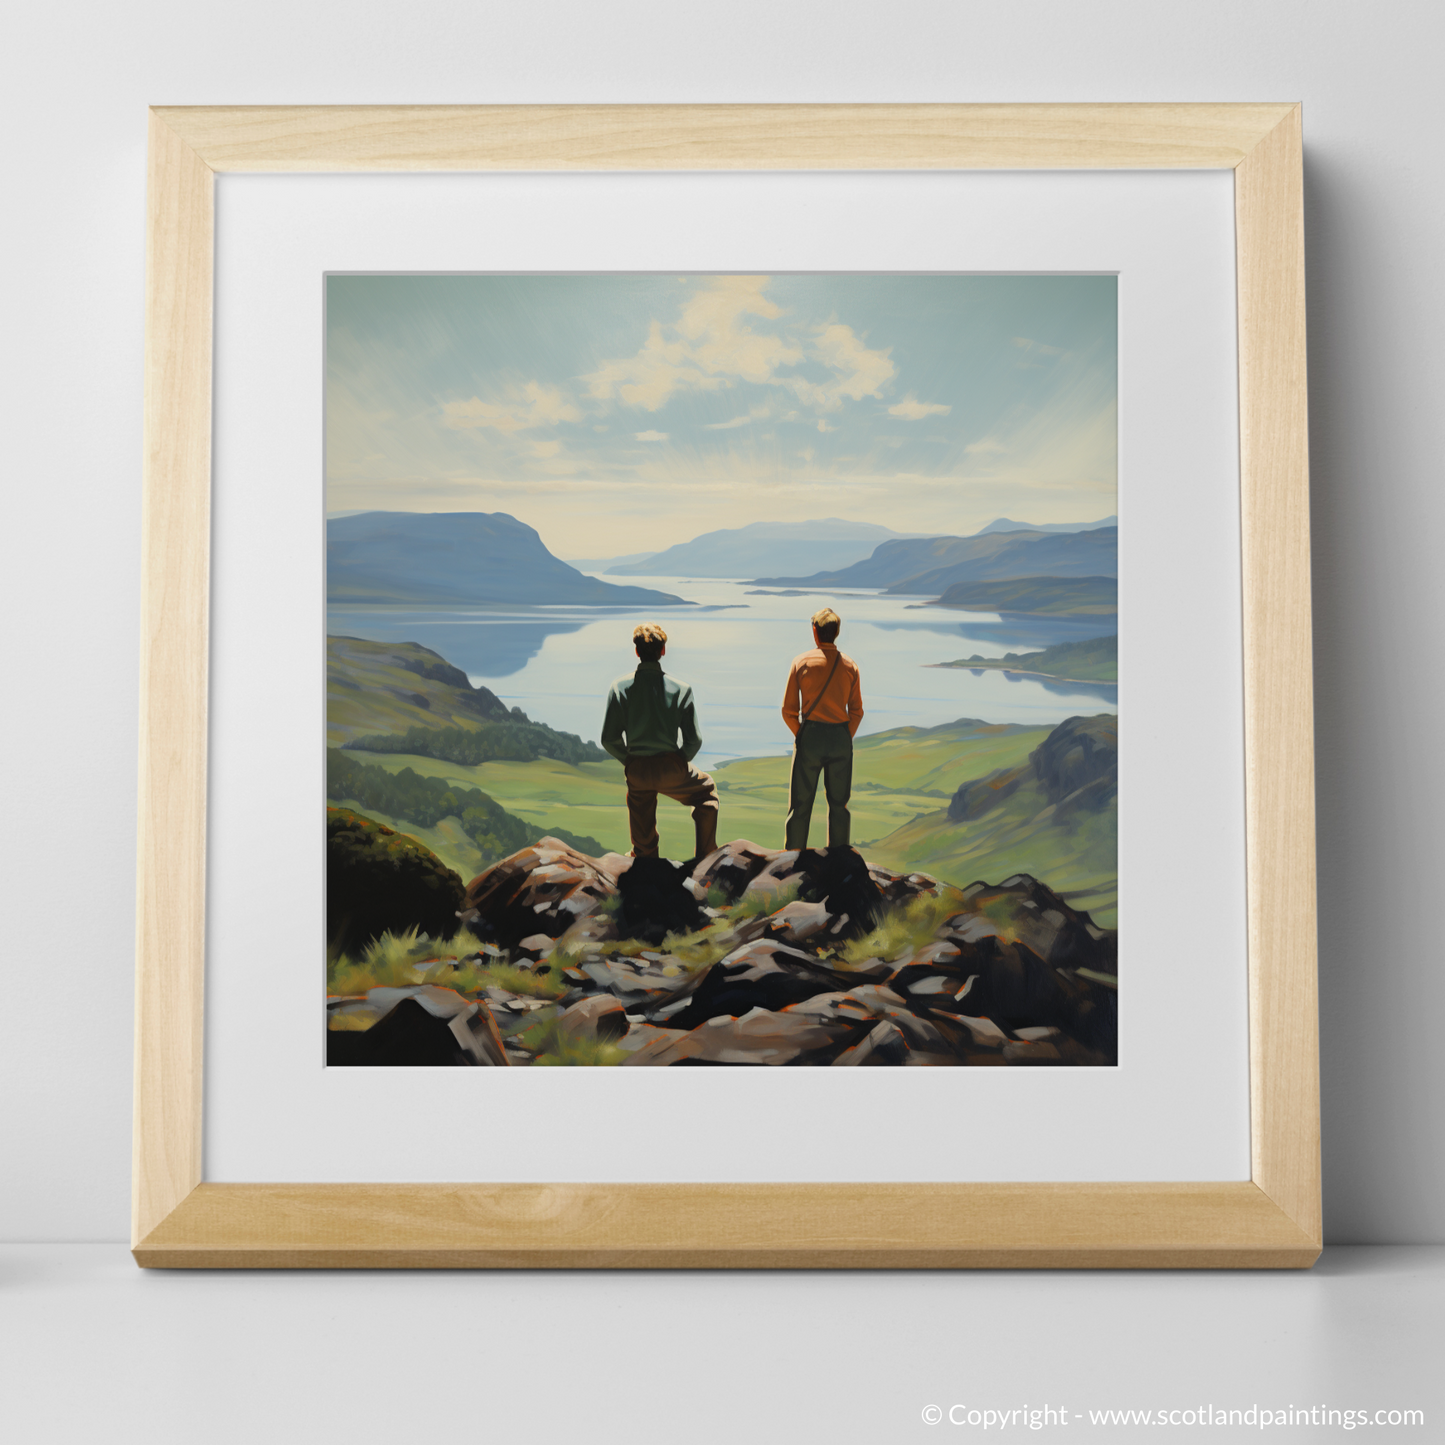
[327,807,466,956]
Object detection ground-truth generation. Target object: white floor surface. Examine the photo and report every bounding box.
[2,1245,1439,1442]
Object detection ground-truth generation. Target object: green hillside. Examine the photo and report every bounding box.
[869,797,1117,926]
[328,635,512,744]
[336,719,1050,863]
[326,634,1115,921]
[936,634,1118,683]
[326,749,603,883]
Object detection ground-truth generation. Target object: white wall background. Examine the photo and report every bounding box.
[2,0,1441,1245]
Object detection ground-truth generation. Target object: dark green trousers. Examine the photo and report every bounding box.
[785,720,853,849]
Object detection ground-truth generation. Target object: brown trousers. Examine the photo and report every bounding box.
[624,751,720,860]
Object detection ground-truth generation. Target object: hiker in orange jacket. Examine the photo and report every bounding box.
[780,608,864,850]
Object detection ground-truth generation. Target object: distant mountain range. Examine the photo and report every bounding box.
[753,527,1118,593]
[975,515,1116,535]
[327,512,685,607]
[600,518,934,578]
[563,550,660,572]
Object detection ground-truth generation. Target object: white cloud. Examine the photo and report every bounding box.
[965,438,1007,455]
[635,430,669,442]
[583,282,898,424]
[442,381,581,433]
[584,321,723,411]
[584,277,802,412]
[530,439,562,459]
[781,323,896,412]
[888,396,953,420]
[817,419,836,433]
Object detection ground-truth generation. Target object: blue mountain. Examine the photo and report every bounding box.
[975,515,1116,535]
[604,518,934,578]
[327,512,687,606]
[753,527,1118,592]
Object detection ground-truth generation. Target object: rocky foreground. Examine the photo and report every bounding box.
[327,839,1117,1068]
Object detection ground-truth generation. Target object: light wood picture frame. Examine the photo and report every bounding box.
[135,103,1318,1268]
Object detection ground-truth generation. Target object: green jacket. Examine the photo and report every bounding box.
[601,660,702,763]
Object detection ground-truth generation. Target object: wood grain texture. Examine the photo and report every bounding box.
[1235,107,1322,1243]
[133,112,214,1247]
[134,1182,1319,1269]
[155,102,1298,173]
[134,103,1320,1268]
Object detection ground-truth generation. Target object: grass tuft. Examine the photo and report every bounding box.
[476,960,569,1000]
[518,1016,627,1066]
[733,881,800,919]
[326,924,567,999]
[837,890,965,969]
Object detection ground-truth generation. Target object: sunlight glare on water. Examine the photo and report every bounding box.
[327,575,1116,769]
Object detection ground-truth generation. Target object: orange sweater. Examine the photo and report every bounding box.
[781,644,864,736]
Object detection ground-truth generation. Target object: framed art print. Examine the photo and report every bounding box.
[135,105,1319,1267]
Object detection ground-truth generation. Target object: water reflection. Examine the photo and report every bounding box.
[329,578,1117,762]
[328,609,584,678]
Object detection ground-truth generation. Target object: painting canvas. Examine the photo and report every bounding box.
[324,272,1119,1068]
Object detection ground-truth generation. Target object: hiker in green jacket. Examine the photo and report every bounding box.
[601,623,720,861]
[781,607,865,850]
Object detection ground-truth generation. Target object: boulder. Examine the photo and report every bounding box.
[558,995,628,1043]
[614,854,708,943]
[695,842,937,925]
[763,899,834,947]
[326,988,508,1067]
[952,875,1116,975]
[832,1019,909,1066]
[691,840,783,902]
[867,864,943,909]
[633,1006,864,1066]
[1002,1039,1065,1065]
[662,941,852,1029]
[781,991,877,1026]
[327,807,466,957]
[835,983,957,1057]
[616,1024,692,1062]
[951,1014,1010,1049]
[458,838,618,951]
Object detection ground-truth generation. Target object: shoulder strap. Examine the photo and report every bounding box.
[800,652,843,723]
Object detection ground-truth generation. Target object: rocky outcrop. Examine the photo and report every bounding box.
[456,839,619,950]
[1032,714,1117,810]
[327,985,507,1066]
[325,838,1122,1069]
[947,714,1117,824]
[948,765,1027,822]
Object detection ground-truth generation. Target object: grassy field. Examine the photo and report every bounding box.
[344,718,1060,874]
[869,801,1117,926]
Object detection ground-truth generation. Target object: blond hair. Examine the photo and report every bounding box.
[632,622,668,661]
[810,608,841,644]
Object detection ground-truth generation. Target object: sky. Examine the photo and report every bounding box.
[325,273,1117,558]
